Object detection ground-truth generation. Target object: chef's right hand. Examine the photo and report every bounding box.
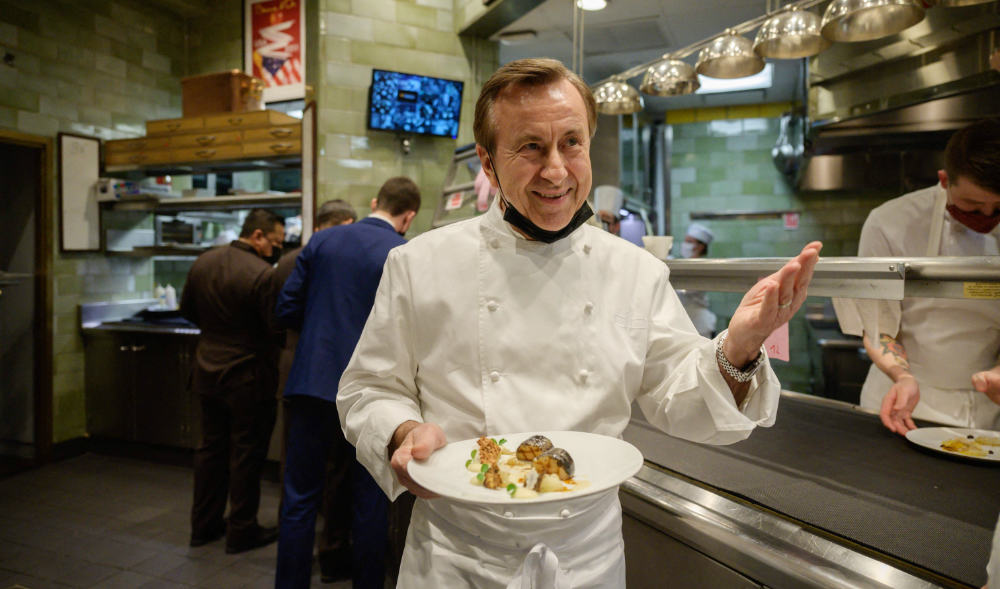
[880,375,920,435]
[389,420,447,498]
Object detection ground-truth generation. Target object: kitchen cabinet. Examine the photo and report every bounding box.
[84,329,200,448]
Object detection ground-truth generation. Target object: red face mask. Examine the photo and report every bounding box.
[946,204,1000,234]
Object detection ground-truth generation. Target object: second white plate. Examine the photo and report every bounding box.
[905,427,1000,463]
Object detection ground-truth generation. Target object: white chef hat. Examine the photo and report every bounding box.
[685,223,714,245]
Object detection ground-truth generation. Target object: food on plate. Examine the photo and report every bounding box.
[533,447,574,480]
[940,437,992,457]
[974,435,1000,446]
[516,435,554,461]
[467,435,587,498]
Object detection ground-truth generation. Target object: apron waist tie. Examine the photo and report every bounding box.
[507,543,570,589]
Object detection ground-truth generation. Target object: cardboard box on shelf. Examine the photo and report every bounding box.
[181,70,264,118]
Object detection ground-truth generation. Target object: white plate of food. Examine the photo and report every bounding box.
[406,431,644,504]
[905,427,1000,463]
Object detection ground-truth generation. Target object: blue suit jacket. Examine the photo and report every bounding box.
[275,216,406,402]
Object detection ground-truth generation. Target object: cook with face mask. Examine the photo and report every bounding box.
[833,117,1000,436]
[676,223,718,338]
[335,58,823,589]
[179,208,285,554]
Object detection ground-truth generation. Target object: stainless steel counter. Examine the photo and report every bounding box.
[621,393,998,588]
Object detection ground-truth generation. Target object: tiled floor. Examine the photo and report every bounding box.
[0,453,352,588]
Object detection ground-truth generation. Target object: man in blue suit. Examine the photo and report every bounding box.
[274,177,421,589]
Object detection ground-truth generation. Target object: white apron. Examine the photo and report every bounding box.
[854,187,1000,427]
[397,490,623,589]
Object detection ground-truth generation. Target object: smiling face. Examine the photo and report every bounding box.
[476,79,593,232]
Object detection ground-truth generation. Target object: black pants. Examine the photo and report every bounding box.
[191,374,277,544]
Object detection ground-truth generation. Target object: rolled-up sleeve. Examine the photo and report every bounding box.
[337,248,423,499]
[635,270,781,445]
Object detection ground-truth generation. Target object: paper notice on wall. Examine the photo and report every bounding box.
[445,192,464,211]
[763,321,790,362]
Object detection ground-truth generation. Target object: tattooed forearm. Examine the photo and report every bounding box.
[879,333,909,369]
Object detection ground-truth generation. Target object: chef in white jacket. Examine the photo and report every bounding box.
[676,222,718,338]
[337,58,822,589]
[834,118,1000,435]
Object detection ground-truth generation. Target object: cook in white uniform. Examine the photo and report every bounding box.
[834,118,1000,435]
[676,223,718,338]
[337,58,823,589]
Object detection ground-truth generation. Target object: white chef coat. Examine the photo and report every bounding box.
[835,184,1000,428]
[337,198,782,588]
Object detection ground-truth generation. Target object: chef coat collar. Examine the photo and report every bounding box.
[483,196,589,254]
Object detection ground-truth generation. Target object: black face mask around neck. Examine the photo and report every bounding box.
[499,192,593,243]
[487,151,593,244]
[263,246,282,265]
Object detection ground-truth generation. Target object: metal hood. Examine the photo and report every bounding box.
[789,3,1000,191]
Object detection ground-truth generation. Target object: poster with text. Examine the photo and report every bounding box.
[245,0,305,103]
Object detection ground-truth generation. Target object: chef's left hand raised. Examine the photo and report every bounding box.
[973,367,1000,406]
[724,242,822,365]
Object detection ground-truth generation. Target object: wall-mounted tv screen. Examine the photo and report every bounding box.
[367,69,463,139]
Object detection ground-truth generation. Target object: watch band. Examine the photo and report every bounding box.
[715,331,765,383]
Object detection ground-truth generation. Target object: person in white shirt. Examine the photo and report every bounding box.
[835,118,1000,435]
[336,58,822,588]
[677,222,717,337]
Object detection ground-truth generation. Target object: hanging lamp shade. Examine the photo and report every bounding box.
[820,0,925,42]
[696,29,765,79]
[754,9,832,59]
[593,79,643,114]
[640,58,700,96]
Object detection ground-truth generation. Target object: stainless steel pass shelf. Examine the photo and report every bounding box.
[665,256,1000,300]
[99,192,302,212]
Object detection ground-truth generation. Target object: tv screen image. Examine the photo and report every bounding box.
[368,69,464,139]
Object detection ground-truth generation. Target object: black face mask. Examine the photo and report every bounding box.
[263,246,282,265]
[499,193,593,244]
[488,151,593,244]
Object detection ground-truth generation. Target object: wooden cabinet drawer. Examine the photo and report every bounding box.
[105,137,171,154]
[242,139,301,158]
[106,149,173,166]
[171,130,243,148]
[203,109,298,131]
[146,117,204,136]
[173,144,244,163]
[243,124,301,142]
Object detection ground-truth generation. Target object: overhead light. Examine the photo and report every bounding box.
[696,63,773,94]
[594,79,643,114]
[640,58,700,96]
[496,30,538,45]
[754,9,831,59]
[821,0,925,42]
[696,29,765,79]
[577,0,607,11]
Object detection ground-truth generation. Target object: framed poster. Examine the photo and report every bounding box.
[57,132,101,252]
[245,0,305,103]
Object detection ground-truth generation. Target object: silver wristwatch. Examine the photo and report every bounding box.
[715,331,765,383]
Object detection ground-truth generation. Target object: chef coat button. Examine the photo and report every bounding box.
[583,244,592,254]
[578,369,589,383]
[490,371,500,383]
[487,301,499,312]
[560,508,571,518]
[504,511,514,518]
[584,302,594,314]
[490,238,500,249]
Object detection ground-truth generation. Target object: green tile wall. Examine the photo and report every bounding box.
[1,0,187,442]
[1,0,494,444]
[316,7,497,233]
[669,117,895,394]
